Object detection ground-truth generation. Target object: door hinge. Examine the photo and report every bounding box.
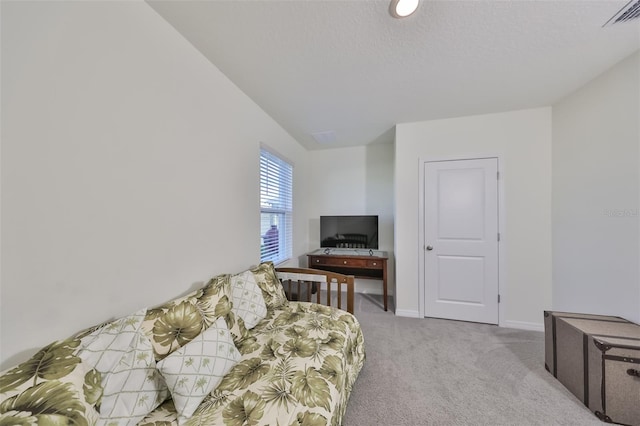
[498,294,501,303]
[497,232,501,242]
[497,171,500,180]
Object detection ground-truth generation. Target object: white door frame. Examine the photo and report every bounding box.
[418,154,507,327]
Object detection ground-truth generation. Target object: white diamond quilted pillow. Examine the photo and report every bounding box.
[156,316,241,422]
[97,331,169,425]
[79,308,147,373]
[230,270,268,329]
[78,308,169,425]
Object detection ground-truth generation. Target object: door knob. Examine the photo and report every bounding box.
[426,245,433,251]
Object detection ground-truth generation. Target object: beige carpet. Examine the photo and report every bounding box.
[342,293,602,426]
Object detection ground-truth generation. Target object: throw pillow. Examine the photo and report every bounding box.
[78,308,147,374]
[156,317,241,422]
[75,308,169,424]
[229,270,267,329]
[250,262,289,309]
[97,331,169,425]
[0,337,101,425]
[140,274,233,361]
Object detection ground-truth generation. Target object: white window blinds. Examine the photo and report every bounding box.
[260,148,293,264]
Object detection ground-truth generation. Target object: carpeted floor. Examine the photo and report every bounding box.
[342,293,602,426]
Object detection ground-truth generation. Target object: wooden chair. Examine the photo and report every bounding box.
[275,267,355,314]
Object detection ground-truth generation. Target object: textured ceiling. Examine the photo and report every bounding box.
[148,0,640,150]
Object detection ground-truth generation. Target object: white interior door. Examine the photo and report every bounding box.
[424,158,499,324]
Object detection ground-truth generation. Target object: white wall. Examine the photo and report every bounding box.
[306,144,395,296]
[552,51,640,323]
[1,1,308,369]
[395,108,552,328]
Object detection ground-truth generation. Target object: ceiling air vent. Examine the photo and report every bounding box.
[604,0,640,26]
[311,130,337,144]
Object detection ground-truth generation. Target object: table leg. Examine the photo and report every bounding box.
[383,260,388,311]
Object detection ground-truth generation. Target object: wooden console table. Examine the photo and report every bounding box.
[307,249,389,311]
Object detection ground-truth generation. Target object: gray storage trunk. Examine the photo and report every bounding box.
[544,311,640,425]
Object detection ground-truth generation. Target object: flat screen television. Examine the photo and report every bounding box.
[320,215,378,249]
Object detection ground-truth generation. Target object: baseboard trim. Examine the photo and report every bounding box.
[395,309,421,318]
[503,320,544,332]
[390,313,545,329]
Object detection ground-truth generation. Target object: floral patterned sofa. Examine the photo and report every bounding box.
[0,262,365,426]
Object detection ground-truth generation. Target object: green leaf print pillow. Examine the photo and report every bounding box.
[250,262,289,310]
[140,274,233,361]
[0,337,101,426]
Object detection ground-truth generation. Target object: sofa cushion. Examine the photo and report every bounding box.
[0,337,100,425]
[223,310,261,356]
[141,274,233,361]
[250,262,288,310]
[156,316,241,422]
[230,270,267,329]
[173,302,366,426]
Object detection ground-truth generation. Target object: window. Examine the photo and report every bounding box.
[260,147,292,264]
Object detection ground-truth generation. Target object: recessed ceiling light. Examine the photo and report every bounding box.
[390,0,419,19]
